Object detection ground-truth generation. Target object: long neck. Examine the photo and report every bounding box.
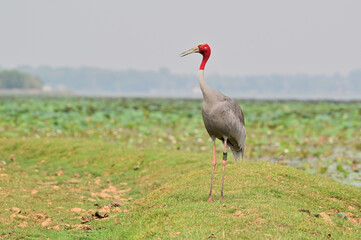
[199,52,210,70]
[198,70,216,102]
[198,50,217,102]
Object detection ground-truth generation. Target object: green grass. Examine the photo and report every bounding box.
[0,138,360,239]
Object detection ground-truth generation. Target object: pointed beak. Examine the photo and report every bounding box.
[180,46,199,57]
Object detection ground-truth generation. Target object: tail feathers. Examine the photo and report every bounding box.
[229,144,244,163]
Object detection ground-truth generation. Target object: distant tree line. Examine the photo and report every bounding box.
[14,65,361,99]
[0,70,43,89]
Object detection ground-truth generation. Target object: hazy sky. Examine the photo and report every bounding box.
[1,0,361,76]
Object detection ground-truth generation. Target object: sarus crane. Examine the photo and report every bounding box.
[180,43,246,201]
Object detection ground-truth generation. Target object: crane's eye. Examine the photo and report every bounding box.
[198,45,206,52]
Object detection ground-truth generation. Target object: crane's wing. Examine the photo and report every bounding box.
[201,93,246,162]
[221,97,246,162]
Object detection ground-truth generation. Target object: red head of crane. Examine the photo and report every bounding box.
[180,43,211,70]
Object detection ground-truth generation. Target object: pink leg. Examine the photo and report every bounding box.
[220,139,227,201]
[208,140,217,202]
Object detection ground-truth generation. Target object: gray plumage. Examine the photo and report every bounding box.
[199,70,246,162]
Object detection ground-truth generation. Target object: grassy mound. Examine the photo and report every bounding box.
[124,162,360,239]
[0,139,360,239]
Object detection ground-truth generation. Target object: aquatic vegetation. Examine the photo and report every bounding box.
[0,96,360,186]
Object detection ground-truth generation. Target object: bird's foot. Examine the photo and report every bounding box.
[207,196,213,202]
[220,196,224,201]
